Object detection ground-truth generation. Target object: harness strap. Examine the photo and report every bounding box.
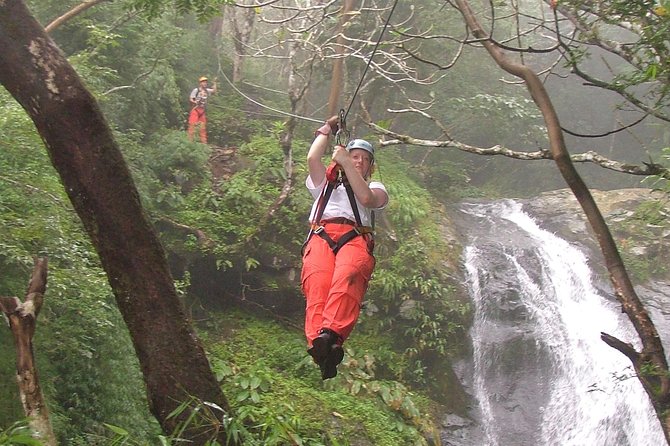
[301,180,336,255]
[302,159,375,256]
[314,227,360,255]
[343,178,363,227]
[310,223,373,234]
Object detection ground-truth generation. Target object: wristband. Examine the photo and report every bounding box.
[315,123,332,137]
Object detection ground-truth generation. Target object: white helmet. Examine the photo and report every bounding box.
[345,139,374,163]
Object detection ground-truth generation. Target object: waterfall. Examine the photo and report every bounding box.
[458,200,665,446]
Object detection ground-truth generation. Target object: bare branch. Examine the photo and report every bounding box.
[155,217,215,249]
[368,110,670,178]
[1,257,54,445]
[601,332,640,363]
[562,113,649,138]
[102,57,163,95]
[45,0,109,34]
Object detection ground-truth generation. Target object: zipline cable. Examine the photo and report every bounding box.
[343,0,400,121]
[215,55,322,124]
[211,0,399,126]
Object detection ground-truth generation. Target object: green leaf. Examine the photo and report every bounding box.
[236,390,250,402]
[250,390,261,403]
[103,423,129,436]
[2,435,43,445]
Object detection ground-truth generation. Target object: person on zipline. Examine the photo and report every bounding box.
[187,76,217,144]
[301,115,389,380]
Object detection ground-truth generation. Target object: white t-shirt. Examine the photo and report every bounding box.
[190,87,215,107]
[306,175,388,227]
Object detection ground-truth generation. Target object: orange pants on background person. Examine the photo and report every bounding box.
[187,107,208,143]
[301,222,375,346]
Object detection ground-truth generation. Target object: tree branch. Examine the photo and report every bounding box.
[367,121,670,178]
[155,217,215,249]
[45,0,109,34]
[601,332,640,363]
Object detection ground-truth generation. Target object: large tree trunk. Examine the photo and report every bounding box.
[0,258,56,446]
[0,1,231,443]
[453,0,670,443]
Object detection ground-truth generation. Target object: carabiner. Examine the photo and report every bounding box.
[335,108,350,146]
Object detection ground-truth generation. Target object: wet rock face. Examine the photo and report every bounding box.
[441,194,670,446]
[520,188,648,239]
[519,188,670,280]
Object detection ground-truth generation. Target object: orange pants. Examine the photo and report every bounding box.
[301,222,375,346]
[188,107,207,143]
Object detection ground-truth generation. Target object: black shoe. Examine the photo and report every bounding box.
[306,345,319,364]
[314,329,345,380]
[310,330,334,364]
[323,343,344,379]
[307,338,339,365]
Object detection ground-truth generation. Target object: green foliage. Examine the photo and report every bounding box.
[128,0,234,22]
[448,93,545,145]
[607,196,670,282]
[326,345,435,436]
[559,0,670,110]
[0,420,42,446]
[119,129,211,211]
[647,146,670,194]
[152,132,312,274]
[0,87,158,442]
[362,154,470,383]
[202,312,435,446]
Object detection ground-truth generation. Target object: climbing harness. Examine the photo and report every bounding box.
[302,110,376,256]
[303,1,399,256]
[302,169,374,256]
[192,86,211,108]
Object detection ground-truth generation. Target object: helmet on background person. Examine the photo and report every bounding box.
[345,139,375,163]
[199,76,208,82]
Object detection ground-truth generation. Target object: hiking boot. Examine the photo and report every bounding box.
[313,329,345,380]
[309,329,335,364]
[320,343,344,380]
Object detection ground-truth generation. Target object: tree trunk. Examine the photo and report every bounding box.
[327,0,354,117]
[0,1,231,443]
[230,6,255,84]
[0,258,56,446]
[453,0,670,443]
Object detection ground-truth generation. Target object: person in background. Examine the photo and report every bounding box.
[301,115,389,380]
[187,76,217,144]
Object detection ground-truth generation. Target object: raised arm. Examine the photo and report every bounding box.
[307,116,339,187]
[332,146,388,209]
[307,133,329,187]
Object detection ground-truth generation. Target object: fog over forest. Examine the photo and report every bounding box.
[0,1,668,445]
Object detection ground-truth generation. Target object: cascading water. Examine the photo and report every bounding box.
[454,200,665,446]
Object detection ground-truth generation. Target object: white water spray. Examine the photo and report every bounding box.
[461,200,664,446]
